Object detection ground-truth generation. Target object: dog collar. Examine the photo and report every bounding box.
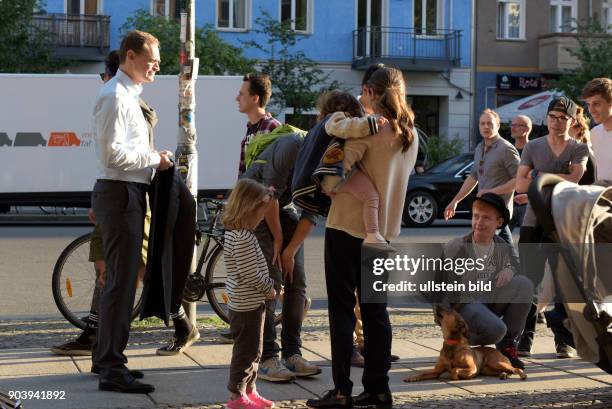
[444,339,460,346]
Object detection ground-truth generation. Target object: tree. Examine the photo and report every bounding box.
[241,11,340,123]
[550,20,612,102]
[0,0,64,73]
[121,9,254,75]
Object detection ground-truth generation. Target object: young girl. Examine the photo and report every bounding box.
[222,179,277,409]
[313,105,390,246]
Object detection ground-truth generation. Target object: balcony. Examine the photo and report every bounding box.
[538,31,612,73]
[30,13,110,61]
[352,27,462,72]
[538,33,580,73]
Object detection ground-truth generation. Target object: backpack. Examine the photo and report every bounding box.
[244,124,306,170]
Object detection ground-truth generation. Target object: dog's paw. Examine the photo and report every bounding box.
[404,375,420,382]
[499,373,508,380]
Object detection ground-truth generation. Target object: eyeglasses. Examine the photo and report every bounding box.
[547,113,571,123]
[511,123,527,128]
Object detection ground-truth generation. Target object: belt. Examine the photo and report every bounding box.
[97,179,149,190]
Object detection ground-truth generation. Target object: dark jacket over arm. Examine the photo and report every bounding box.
[140,165,196,325]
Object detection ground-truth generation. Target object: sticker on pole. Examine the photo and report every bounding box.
[180,12,187,42]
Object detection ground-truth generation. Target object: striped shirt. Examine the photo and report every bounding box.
[223,229,274,312]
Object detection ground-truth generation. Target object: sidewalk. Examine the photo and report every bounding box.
[0,309,611,409]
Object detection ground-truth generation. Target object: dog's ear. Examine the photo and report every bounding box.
[456,317,469,339]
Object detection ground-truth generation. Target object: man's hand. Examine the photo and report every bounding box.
[495,267,514,287]
[272,236,283,271]
[444,200,458,220]
[514,193,528,205]
[158,150,174,171]
[281,246,297,284]
[88,208,96,223]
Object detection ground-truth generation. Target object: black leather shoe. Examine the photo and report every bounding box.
[91,365,144,379]
[353,391,393,409]
[306,390,353,408]
[99,373,154,394]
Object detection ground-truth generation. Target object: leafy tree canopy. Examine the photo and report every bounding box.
[0,0,65,73]
[121,9,254,75]
[550,20,612,103]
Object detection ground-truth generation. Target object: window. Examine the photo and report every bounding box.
[152,0,180,18]
[66,0,100,15]
[217,0,248,30]
[497,0,525,39]
[604,0,612,34]
[356,0,383,57]
[549,0,576,33]
[280,0,312,33]
[414,0,443,35]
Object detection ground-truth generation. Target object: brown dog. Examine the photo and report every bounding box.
[404,305,527,382]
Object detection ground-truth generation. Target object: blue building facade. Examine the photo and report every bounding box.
[42,0,474,144]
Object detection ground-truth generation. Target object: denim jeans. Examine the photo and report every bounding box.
[254,209,307,361]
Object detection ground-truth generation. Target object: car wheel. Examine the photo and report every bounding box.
[403,191,437,227]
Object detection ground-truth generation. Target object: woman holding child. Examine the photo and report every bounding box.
[307,67,418,409]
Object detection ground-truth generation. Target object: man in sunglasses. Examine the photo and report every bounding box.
[514,96,589,359]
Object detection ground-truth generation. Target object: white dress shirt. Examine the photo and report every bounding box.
[93,69,161,184]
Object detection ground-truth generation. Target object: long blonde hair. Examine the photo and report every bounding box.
[222,179,270,230]
[367,67,415,152]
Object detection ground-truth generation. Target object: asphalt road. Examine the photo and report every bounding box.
[0,221,479,319]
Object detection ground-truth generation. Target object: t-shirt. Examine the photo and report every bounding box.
[470,135,520,215]
[223,229,275,312]
[519,136,589,226]
[590,124,612,182]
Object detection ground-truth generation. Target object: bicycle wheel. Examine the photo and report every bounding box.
[52,233,144,330]
[204,243,282,326]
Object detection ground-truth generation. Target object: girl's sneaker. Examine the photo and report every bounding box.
[247,391,275,408]
[226,395,260,409]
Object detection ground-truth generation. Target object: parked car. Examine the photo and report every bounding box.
[402,153,475,227]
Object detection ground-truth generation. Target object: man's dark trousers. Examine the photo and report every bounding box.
[92,180,147,377]
[324,228,391,396]
[255,208,307,361]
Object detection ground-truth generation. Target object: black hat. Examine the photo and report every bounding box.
[473,193,511,229]
[547,96,578,119]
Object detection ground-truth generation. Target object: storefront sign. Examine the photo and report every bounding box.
[497,75,543,91]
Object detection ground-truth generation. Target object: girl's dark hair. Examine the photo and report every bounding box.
[367,67,414,152]
[316,89,363,121]
[105,50,120,77]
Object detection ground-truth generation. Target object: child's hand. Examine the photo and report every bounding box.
[376,115,389,129]
[265,288,277,300]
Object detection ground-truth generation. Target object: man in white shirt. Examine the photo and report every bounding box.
[582,77,612,183]
[91,30,172,394]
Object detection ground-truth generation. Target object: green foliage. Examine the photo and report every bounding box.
[241,11,340,115]
[0,0,66,73]
[121,9,254,75]
[427,135,464,167]
[549,20,612,102]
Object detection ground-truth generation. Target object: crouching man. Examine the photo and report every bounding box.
[437,193,533,369]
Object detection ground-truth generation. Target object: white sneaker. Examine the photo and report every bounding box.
[258,357,296,382]
[283,354,322,377]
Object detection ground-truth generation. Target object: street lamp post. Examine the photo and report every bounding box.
[176,0,199,325]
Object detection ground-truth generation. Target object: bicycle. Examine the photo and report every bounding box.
[183,198,283,326]
[53,197,282,329]
[51,232,144,330]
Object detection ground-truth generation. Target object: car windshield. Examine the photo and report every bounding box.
[427,155,473,174]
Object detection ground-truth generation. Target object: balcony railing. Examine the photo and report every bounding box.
[353,27,461,71]
[30,13,110,59]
